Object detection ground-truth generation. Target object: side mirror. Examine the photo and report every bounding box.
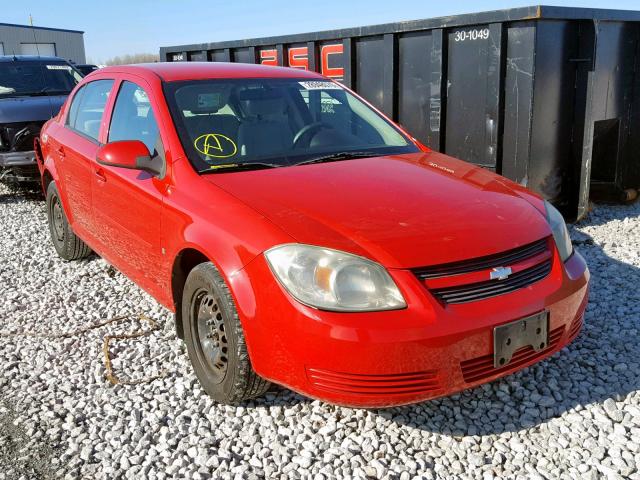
[96,140,164,177]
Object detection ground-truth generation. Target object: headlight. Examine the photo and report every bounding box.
[264,244,406,312]
[544,201,573,262]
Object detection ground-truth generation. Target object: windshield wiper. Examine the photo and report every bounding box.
[198,162,283,174]
[0,92,46,97]
[36,88,70,96]
[294,151,378,166]
[12,91,61,97]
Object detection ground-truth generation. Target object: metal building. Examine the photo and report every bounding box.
[0,23,85,64]
[160,6,640,220]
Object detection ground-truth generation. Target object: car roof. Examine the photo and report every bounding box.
[97,62,325,82]
[0,55,68,63]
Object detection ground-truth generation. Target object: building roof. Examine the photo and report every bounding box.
[0,22,83,34]
[0,55,68,63]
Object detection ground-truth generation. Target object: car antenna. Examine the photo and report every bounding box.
[29,14,41,56]
[29,14,48,96]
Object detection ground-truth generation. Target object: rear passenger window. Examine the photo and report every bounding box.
[108,81,161,154]
[66,85,85,129]
[67,79,113,141]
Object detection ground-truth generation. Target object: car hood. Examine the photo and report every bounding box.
[206,152,551,268]
[0,95,67,123]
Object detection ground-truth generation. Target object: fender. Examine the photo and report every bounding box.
[163,239,220,311]
[164,216,293,307]
[160,179,296,343]
[34,137,47,192]
[37,122,78,226]
[40,151,79,227]
[165,238,267,362]
[41,152,58,187]
[160,160,296,309]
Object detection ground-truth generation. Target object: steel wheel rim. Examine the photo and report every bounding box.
[193,289,228,383]
[51,196,65,242]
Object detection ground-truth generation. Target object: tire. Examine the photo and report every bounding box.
[182,262,270,403]
[46,181,92,261]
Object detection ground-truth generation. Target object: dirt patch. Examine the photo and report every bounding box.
[0,400,61,480]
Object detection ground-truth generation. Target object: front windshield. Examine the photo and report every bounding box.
[0,61,83,97]
[164,78,418,172]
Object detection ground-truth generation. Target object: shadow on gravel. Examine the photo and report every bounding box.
[381,209,640,436]
[0,184,43,203]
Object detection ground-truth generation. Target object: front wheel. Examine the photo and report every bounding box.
[46,182,92,261]
[182,262,270,403]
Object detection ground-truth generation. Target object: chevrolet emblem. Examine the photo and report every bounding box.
[490,267,512,280]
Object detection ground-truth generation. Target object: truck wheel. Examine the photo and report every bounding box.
[46,182,92,261]
[182,262,270,404]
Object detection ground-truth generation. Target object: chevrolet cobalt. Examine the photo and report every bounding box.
[36,63,589,407]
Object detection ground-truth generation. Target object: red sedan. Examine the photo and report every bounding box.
[36,63,589,407]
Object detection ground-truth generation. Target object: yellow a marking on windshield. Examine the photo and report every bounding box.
[194,133,237,158]
[205,134,222,153]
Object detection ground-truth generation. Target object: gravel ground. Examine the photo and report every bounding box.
[0,182,638,480]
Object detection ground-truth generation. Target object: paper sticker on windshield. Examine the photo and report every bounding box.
[298,81,341,90]
[194,133,237,158]
[46,65,72,70]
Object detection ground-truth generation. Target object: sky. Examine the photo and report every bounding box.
[3,0,640,63]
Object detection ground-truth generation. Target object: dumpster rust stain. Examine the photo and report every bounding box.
[525,6,543,20]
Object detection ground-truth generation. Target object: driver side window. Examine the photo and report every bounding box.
[108,81,162,154]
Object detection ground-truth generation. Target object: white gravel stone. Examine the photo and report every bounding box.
[604,398,624,423]
[0,184,638,479]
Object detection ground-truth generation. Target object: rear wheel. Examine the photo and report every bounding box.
[182,262,270,403]
[46,182,92,260]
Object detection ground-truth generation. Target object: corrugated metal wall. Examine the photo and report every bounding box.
[0,24,85,63]
[160,7,640,219]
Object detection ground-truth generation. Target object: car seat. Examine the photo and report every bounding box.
[236,89,293,157]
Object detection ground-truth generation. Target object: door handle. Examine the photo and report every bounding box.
[94,168,106,182]
[57,146,65,158]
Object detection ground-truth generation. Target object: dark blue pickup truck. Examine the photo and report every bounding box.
[0,55,83,186]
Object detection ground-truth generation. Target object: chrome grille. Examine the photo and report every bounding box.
[413,238,549,280]
[430,260,552,304]
[412,237,552,304]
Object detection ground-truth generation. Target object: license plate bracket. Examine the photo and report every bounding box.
[493,311,549,368]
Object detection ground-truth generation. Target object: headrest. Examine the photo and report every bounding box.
[237,88,287,117]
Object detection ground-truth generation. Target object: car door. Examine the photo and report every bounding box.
[91,77,168,294]
[54,79,114,237]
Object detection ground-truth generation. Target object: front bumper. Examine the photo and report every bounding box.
[0,150,39,182]
[234,248,590,408]
[0,150,37,167]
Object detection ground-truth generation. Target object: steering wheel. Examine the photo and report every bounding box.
[292,122,330,148]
